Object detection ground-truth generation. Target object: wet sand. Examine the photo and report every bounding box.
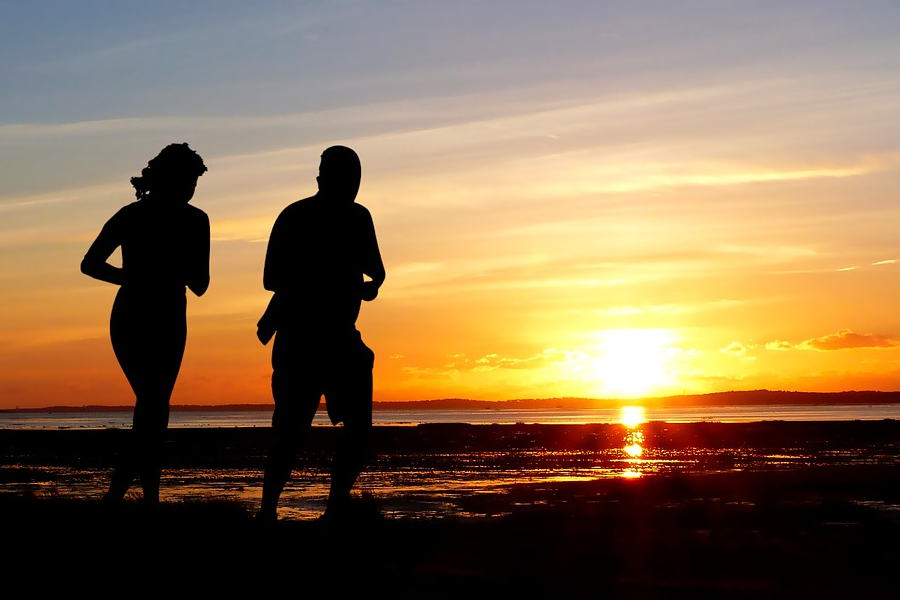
[1,421,899,518]
[2,422,898,596]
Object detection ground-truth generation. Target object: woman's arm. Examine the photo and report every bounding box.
[80,211,125,285]
[186,211,210,297]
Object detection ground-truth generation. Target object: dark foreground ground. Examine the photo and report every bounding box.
[1,422,899,597]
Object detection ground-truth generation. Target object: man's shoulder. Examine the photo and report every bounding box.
[282,194,319,212]
[350,202,372,218]
[346,202,373,228]
[275,195,319,222]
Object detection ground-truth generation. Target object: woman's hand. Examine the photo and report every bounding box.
[80,257,126,285]
[360,280,380,301]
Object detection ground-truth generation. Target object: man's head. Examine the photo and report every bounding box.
[317,145,361,203]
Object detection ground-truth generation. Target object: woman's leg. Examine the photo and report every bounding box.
[132,389,174,505]
[108,291,185,504]
[105,298,141,502]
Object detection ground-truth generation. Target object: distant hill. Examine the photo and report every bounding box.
[374,390,900,409]
[4,390,900,412]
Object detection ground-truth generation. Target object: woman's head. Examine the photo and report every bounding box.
[131,143,207,203]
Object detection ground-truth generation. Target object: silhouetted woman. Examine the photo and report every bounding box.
[81,143,210,504]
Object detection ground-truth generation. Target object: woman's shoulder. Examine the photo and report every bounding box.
[115,200,207,226]
[117,200,141,213]
[183,203,209,221]
[184,202,206,215]
[107,201,141,224]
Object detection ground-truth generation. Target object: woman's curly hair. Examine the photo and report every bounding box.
[130,142,208,200]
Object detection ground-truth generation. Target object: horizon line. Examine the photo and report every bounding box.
[6,389,900,412]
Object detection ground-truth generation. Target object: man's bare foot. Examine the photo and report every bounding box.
[320,492,380,524]
[255,507,278,523]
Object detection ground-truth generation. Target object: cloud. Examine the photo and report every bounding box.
[472,351,559,371]
[717,244,819,258]
[799,329,899,351]
[403,348,581,377]
[761,330,900,351]
[764,340,793,351]
[595,299,747,317]
[720,341,753,355]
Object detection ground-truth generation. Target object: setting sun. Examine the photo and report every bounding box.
[5,2,900,410]
[591,330,678,397]
[2,4,899,595]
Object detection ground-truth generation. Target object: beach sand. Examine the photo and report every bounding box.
[1,422,898,596]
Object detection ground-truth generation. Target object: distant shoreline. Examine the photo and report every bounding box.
[5,389,900,412]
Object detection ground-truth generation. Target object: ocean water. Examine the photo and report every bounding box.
[1,403,899,429]
[4,406,898,520]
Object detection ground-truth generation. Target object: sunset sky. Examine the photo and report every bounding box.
[4,2,900,407]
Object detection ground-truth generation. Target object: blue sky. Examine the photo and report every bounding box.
[5,1,900,405]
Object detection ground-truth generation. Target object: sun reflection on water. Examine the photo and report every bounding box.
[623,442,643,458]
[620,405,647,478]
[620,406,646,428]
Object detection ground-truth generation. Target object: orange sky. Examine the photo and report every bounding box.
[4,4,900,407]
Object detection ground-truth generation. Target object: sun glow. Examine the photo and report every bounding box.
[619,405,647,428]
[591,329,678,397]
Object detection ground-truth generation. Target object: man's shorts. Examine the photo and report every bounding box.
[271,328,374,430]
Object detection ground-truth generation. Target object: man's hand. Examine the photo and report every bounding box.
[257,294,280,345]
[361,280,379,301]
[257,324,275,345]
[257,310,276,345]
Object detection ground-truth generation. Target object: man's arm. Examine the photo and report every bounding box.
[263,211,286,293]
[258,211,287,344]
[360,207,385,301]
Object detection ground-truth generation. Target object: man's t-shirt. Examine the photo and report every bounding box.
[262,193,380,337]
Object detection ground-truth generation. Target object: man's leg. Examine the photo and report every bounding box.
[326,421,371,512]
[325,341,374,514]
[259,366,320,520]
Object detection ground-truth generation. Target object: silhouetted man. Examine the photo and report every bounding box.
[257,145,385,522]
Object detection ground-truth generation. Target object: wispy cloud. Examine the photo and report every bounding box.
[596,299,746,317]
[720,341,753,355]
[762,330,900,351]
[764,340,793,351]
[403,348,584,377]
[799,330,899,351]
